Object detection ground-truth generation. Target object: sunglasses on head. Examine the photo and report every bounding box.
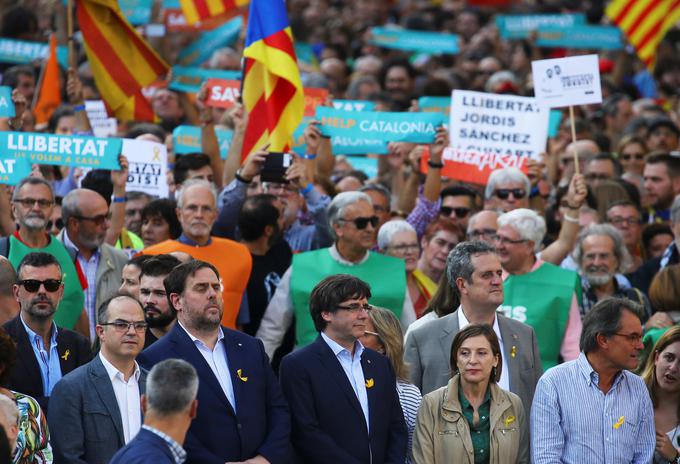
[494,189,526,200]
[440,206,471,218]
[342,215,379,230]
[17,279,62,293]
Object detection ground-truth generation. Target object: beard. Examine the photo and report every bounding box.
[22,215,47,231]
[25,296,57,318]
[144,305,176,328]
[585,266,614,287]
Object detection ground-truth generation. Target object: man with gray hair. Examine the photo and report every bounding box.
[573,224,651,318]
[495,208,582,370]
[404,241,542,413]
[485,167,531,212]
[258,191,415,359]
[0,395,18,456]
[110,359,198,463]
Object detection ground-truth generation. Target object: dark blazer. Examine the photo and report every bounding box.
[279,335,408,464]
[109,427,177,464]
[2,315,91,411]
[47,355,148,464]
[137,323,290,464]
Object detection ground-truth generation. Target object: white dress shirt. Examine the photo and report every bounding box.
[99,353,142,443]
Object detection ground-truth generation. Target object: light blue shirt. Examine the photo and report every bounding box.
[178,321,236,412]
[20,314,62,396]
[320,332,369,431]
[531,352,655,464]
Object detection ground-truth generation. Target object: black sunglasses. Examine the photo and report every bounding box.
[440,206,471,218]
[494,189,526,200]
[73,212,112,226]
[17,279,62,293]
[341,215,379,230]
[46,218,64,230]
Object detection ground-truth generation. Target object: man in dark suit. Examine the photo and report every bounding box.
[48,293,148,464]
[404,241,543,413]
[110,359,198,464]
[138,260,289,464]
[279,274,407,463]
[3,252,91,411]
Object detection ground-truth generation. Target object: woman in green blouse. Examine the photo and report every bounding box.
[412,324,529,464]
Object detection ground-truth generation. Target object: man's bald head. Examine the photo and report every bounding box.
[0,257,19,324]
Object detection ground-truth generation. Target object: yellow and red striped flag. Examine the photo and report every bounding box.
[33,34,61,126]
[180,0,248,25]
[241,0,304,160]
[76,0,169,121]
[606,0,680,69]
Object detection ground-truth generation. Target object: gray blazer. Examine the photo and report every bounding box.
[404,309,543,413]
[47,355,148,464]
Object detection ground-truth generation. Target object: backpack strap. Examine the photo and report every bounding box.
[0,236,9,258]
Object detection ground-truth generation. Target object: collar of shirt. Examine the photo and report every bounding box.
[457,305,503,344]
[329,244,370,266]
[99,352,141,383]
[141,425,187,464]
[321,331,364,361]
[63,230,101,260]
[20,313,58,349]
[177,319,224,349]
[576,351,624,389]
[178,234,212,247]
[660,241,678,270]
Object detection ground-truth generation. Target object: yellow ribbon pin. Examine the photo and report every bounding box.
[613,416,625,429]
[365,378,374,388]
[61,349,70,361]
[504,415,516,427]
[236,369,248,382]
[510,346,517,358]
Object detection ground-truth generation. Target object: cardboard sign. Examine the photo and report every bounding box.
[419,96,451,116]
[548,110,563,137]
[332,100,375,112]
[172,125,233,158]
[0,86,15,118]
[449,90,549,160]
[0,157,32,185]
[122,139,168,198]
[85,100,118,138]
[169,66,240,94]
[420,148,529,185]
[176,16,242,66]
[496,14,586,39]
[0,38,68,67]
[532,54,602,108]
[304,88,329,117]
[537,26,623,50]
[370,27,459,55]
[290,117,388,156]
[206,79,241,108]
[347,156,378,178]
[119,0,153,25]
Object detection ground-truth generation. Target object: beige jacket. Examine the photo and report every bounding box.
[412,375,529,464]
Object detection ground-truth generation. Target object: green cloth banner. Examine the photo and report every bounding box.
[172,125,233,158]
[0,132,122,170]
[0,38,68,67]
[536,25,623,50]
[0,86,15,118]
[169,66,241,94]
[370,27,459,55]
[316,106,444,144]
[176,16,242,66]
[495,13,586,39]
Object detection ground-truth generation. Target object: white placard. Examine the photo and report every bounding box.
[85,100,118,138]
[122,139,168,198]
[448,90,549,159]
[531,54,602,108]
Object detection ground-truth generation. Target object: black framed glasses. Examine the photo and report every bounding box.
[17,279,62,293]
[612,332,642,344]
[337,303,373,313]
[494,189,526,200]
[620,153,645,161]
[468,228,498,241]
[100,320,148,332]
[440,206,471,218]
[608,216,641,227]
[493,236,527,246]
[340,216,379,230]
[73,212,112,226]
[46,218,64,230]
[13,198,53,208]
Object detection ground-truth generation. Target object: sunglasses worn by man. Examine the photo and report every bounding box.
[494,189,526,200]
[339,215,379,230]
[17,279,62,292]
[440,206,471,218]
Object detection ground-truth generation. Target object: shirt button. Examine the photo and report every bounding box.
[237,423,242,430]
[481,416,486,420]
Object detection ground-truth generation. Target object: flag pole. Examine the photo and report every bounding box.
[569,105,579,175]
[67,0,76,69]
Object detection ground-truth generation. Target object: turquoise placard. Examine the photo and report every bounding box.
[495,14,586,39]
[419,96,451,115]
[291,117,388,155]
[0,86,15,118]
[295,42,317,67]
[548,110,563,138]
[162,0,180,8]
[169,66,241,93]
[173,125,234,158]
[176,16,242,66]
[316,106,444,144]
[370,27,459,55]
[119,0,153,25]
[332,100,376,112]
[0,38,68,67]
[0,157,32,185]
[537,25,623,50]
[346,156,378,178]
[0,132,122,170]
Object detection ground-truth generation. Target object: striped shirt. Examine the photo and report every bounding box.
[530,352,655,464]
[397,380,421,464]
[141,425,186,464]
[63,231,100,340]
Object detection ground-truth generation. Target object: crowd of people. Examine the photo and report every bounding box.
[0,0,679,462]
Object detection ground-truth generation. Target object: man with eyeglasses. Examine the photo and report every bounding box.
[279,274,407,463]
[484,167,530,213]
[3,252,91,411]
[438,185,477,230]
[531,297,655,464]
[606,201,644,271]
[258,191,414,359]
[584,153,621,188]
[49,293,148,464]
[59,188,129,341]
[1,177,88,334]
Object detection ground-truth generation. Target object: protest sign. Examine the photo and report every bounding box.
[169,66,241,94]
[119,0,153,25]
[495,14,586,39]
[420,148,529,185]
[173,125,233,158]
[532,54,602,108]
[0,38,68,67]
[370,27,460,55]
[0,132,122,170]
[449,90,549,161]
[291,117,388,155]
[295,42,318,69]
[316,106,444,144]
[304,88,329,117]
[122,139,169,198]
[332,100,376,112]
[0,158,32,185]
[206,79,241,108]
[0,86,15,118]
[548,110,563,137]
[537,25,623,50]
[85,100,118,138]
[176,16,242,66]
[419,96,451,116]
[347,156,378,178]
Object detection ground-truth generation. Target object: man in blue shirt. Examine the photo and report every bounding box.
[531,297,655,463]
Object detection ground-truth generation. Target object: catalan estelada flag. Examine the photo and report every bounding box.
[606,0,680,69]
[180,0,248,25]
[33,34,61,126]
[241,0,304,160]
[76,0,169,121]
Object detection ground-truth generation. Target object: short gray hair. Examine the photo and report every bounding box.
[485,168,530,200]
[377,220,416,250]
[497,208,546,252]
[672,195,680,225]
[0,394,18,427]
[573,224,633,273]
[446,241,497,286]
[360,183,391,205]
[327,191,372,240]
[580,297,643,353]
[146,359,199,416]
[12,177,54,202]
[176,178,218,209]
